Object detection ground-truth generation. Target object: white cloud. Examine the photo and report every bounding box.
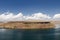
[0,12,24,22]
[1,12,60,22]
[25,13,51,20]
[53,14,60,19]
[52,14,60,20]
[32,13,51,19]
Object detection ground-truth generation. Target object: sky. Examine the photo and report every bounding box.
[0,0,60,22]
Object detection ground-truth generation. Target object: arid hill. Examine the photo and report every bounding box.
[0,20,55,29]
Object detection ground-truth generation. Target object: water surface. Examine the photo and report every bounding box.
[0,28,59,40]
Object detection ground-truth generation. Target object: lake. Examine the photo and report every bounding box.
[0,28,59,40]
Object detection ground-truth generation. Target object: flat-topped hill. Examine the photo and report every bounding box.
[0,20,55,29]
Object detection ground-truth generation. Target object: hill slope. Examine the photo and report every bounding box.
[0,20,55,29]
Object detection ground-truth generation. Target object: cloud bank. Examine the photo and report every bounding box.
[0,12,60,22]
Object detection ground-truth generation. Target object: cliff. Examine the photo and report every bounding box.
[0,21,55,29]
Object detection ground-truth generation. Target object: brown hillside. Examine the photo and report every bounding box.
[0,21,55,29]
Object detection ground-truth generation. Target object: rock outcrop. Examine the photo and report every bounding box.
[0,21,55,29]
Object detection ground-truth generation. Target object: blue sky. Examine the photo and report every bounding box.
[0,0,60,22]
[0,0,60,16]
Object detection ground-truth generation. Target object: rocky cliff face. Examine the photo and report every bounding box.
[0,21,55,29]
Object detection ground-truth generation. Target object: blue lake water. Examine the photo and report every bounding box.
[0,28,59,40]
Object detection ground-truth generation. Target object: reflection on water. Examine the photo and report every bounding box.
[0,28,59,40]
[0,29,6,32]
